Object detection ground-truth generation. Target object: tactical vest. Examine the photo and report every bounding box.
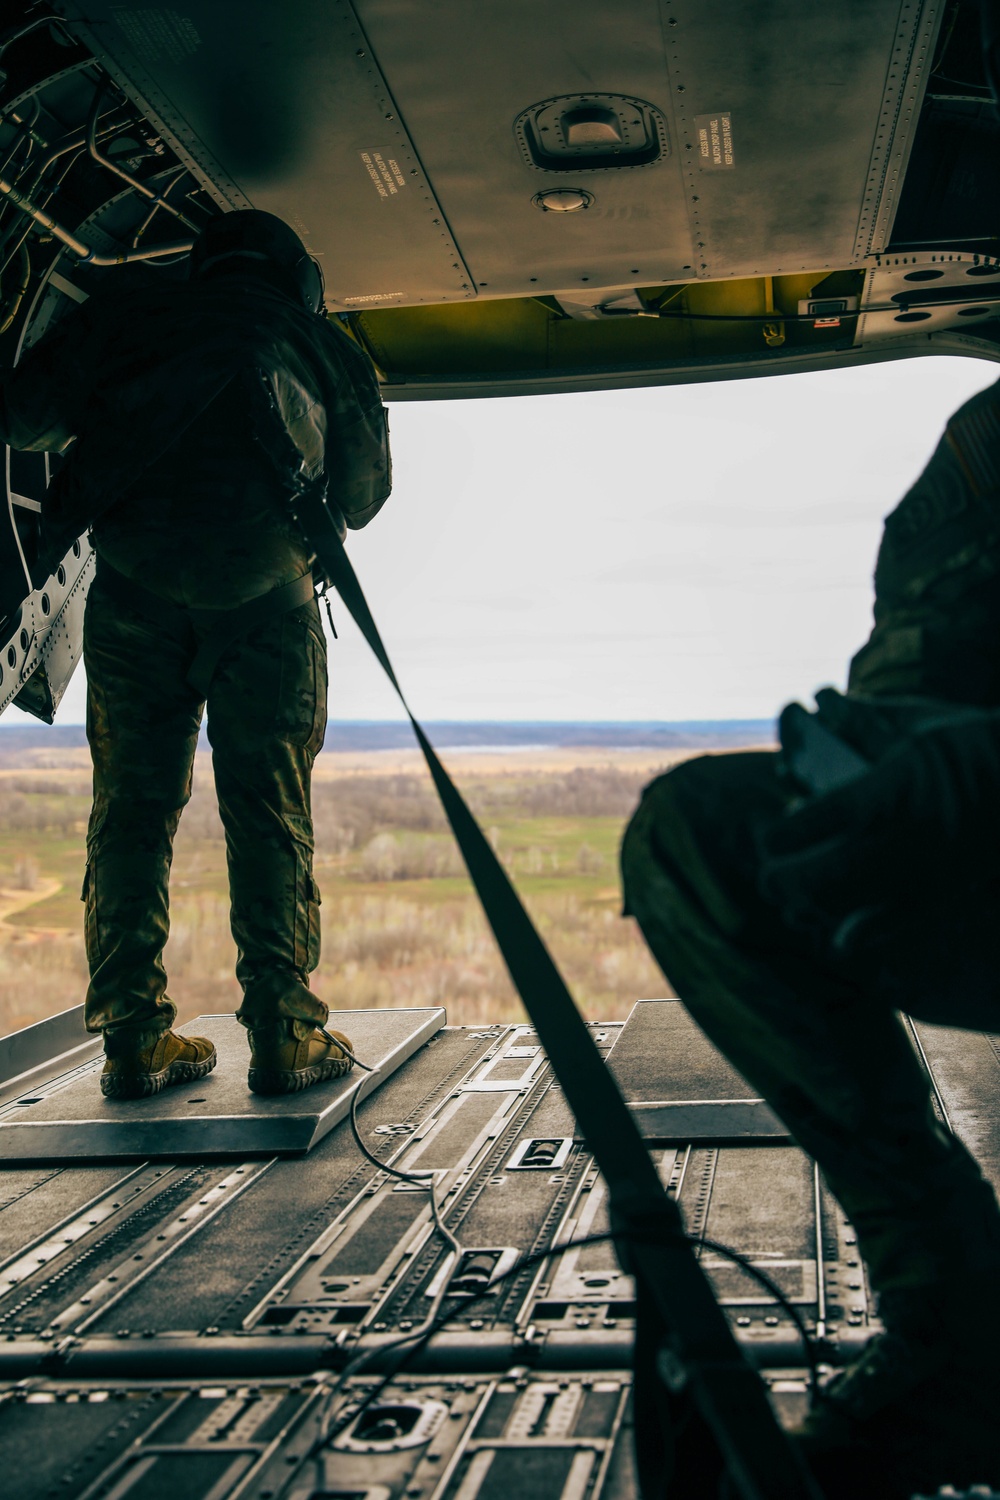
[849,378,1000,706]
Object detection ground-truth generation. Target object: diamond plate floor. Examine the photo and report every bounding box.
[0,1008,444,1161]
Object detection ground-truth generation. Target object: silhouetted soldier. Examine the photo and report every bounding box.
[622,377,1000,1494]
[0,211,390,1099]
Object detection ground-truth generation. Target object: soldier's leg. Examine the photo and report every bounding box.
[621,751,1000,1303]
[83,579,201,1047]
[206,598,329,1033]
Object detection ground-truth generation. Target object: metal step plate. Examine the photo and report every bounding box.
[0,1009,444,1162]
[610,999,791,1143]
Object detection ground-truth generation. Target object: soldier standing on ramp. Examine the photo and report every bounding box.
[622,378,1000,1495]
[0,210,390,1101]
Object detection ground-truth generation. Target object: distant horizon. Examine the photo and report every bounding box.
[0,716,777,756]
[0,715,777,728]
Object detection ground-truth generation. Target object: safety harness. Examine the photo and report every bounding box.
[94,554,315,699]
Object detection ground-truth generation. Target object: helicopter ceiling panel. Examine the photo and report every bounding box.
[56,0,476,311]
[348,0,941,295]
[58,0,944,314]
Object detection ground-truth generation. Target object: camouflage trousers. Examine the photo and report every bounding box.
[621,751,1000,1300]
[82,574,329,1048]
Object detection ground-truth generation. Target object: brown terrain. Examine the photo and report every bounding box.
[0,737,770,1039]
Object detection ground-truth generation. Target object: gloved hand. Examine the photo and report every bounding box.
[759,692,1000,950]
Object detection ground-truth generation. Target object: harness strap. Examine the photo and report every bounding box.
[188,572,314,697]
[94,556,315,698]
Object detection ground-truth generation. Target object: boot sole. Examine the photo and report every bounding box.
[247,1055,353,1096]
[100,1047,218,1100]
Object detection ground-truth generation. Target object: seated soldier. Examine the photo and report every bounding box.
[621,376,1000,1496]
[0,211,390,1100]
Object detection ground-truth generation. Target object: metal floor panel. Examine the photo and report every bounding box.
[909,1021,1000,1190]
[607,998,756,1100]
[0,1009,444,1161]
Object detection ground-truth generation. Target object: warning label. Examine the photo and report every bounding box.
[693,112,734,169]
[359,149,408,199]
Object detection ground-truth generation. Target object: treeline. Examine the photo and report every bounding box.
[172,765,660,859]
[0,779,91,835]
[175,773,450,850]
[0,765,657,877]
[314,767,653,849]
[473,766,653,820]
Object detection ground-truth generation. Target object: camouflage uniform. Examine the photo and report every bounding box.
[621,378,1000,1302]
[1,273,389,1049]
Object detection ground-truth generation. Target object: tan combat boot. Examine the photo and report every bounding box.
[101,1030,217,1099]
[247,1021,354,1095]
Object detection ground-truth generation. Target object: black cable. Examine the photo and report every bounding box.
[323,1220,825,1451]
[339,1041,437,1189]
[428,1230,818,1401]
[331,1037,823,1455]
[321,1230,618,1447]
[332,1038,466,1409]
[324,1032,832,1481]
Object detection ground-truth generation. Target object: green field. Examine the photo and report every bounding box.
[0,754,674,1036]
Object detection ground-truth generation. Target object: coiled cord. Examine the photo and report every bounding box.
[319,1039,823,1454]
[327,1039,467,1405]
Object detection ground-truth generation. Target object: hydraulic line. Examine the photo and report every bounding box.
[129,165,189,249]
[0,100,134,274]
[0,172,193,263]
[0,145,82,278]
[86,79,199,233]
[0,91,127,224]
[1,99,45,152]
[23,104,133,199]
[0,14,74,64]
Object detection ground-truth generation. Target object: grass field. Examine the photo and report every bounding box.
[0,743,708,1038]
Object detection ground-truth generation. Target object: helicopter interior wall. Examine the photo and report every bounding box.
[37,0,1000,403]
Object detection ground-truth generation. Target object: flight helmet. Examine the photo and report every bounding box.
[190,210,325,312]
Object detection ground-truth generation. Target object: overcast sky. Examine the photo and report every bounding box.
[47,352,997,727]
